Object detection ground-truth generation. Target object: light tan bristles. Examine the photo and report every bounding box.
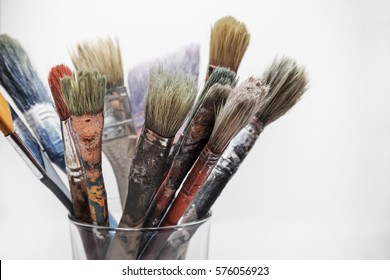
[145,67,197,138]
[209,16,250,73]
[61,71,106,116]
[202,83,232,108]
[257,56,309,125]
[208,77,268,153]
[69,37,123,89]
[48,64,73,121]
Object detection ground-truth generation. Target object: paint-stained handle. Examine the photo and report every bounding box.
[162,146,219,227]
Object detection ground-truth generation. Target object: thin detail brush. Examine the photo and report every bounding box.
[0,34,65,171]
[61,71,108,226]
[69,37,137,208]
[105,68,197,260]
[206,16,250,80]
[48,65,91,223]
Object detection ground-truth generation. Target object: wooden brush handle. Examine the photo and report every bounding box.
[162,146,219,227]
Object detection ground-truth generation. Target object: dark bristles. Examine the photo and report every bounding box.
[61,71,106,116]
[145,67,197,138]
[257,56,309,125]
[208,77,267,153]
[209,16,250,73]
[48,64,73,121]
[202,83,232,108]
[0,34,51,112]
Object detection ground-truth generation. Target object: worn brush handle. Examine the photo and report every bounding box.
[25,103,65,172]
[62,120,91,223]
[105,127,173,260]
[162,146,219,227]
[71,114,108,226]
[144,105,215,228]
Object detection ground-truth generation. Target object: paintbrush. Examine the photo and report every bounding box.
[0,91,73,214]
[181,56,309,226]
[105,67,197,260]
[61,70,109,226]
[143,83,232,229]
[206,16,250,80]
[69,37,137,208]
[128,43,200,132]
[48,64,91,223]
[139,77,267,260]
[0,34,65,172]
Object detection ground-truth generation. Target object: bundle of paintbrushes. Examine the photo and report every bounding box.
[0,14,310,260]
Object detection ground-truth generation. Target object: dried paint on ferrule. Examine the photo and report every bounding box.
[205,64,217,81]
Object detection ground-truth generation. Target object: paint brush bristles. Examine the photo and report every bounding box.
[70,37,123,89]
[257,56,309,125]
[105,68,197,260]
[62,70,108,226]
[207,16,250,79]
[48,65,72,120]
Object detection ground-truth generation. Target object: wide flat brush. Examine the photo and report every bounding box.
[0,91,73,214]
[70,37,137,208]
[182,56,309,226]
[105,68,197,260]
[206,16,250,80]
[0,34,65,171]
[128,44,200,131]
[61,71,109,226]
[140,77,267,260]
[48,65,91,223]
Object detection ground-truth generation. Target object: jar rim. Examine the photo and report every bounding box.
[68,212,212,232]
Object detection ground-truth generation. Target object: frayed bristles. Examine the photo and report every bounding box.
[48,65,73,120]
[208,77,267,153]
[257,56,309,125]
[69,37,123,89]
[61,71,106,116]
[209,16,250,73]
[145,68,197,138]
[202,83,232,108]
[0,34,51,112]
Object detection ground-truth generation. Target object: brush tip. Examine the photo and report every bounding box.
[61,70,106,116]
[48,64,73,121]
[209,16,250,73]
[145,67,197,138]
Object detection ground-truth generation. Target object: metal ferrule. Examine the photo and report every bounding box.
[103,86,136,141]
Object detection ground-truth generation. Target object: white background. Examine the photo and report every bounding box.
[0,0,390,259]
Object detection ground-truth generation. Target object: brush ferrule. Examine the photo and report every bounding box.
[25,103,65,171]
[61,120,84,180]
[103,86,136,141]
[143,127,171,147]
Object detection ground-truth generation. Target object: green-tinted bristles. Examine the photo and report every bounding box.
[145,68,197,138]
[69,37,123,89]
[61,71,106,116]
[257,56,309,126]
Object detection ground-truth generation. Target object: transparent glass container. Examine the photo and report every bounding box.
[68,213,211,260]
